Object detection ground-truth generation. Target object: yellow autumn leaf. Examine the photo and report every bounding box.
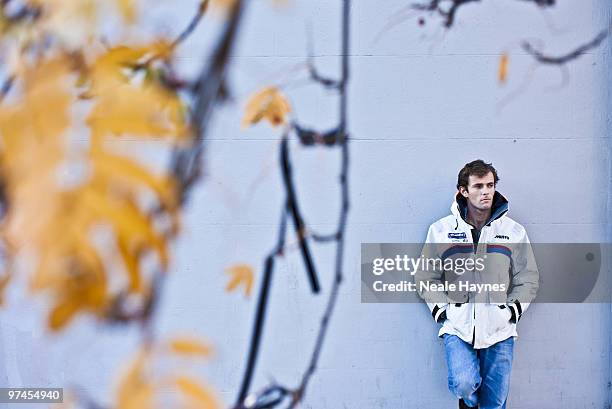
[117,236,143,292]
[117,0,137,23]
[242,86,291,128]
[116,349,155,409]
[26,0,98,48]
[211,0,237,12]
[169,337,212,357]
[49,298,82,331]
[91,150,179,215]
[48,245,108,330]
[498,53,508,84]
[0,52,182,330]
[175,376,218,409]
[29,209,92,291]
[0,58,71,157]
[225,264,254,297]
[88,83,189,143]
[79,186,170,270]
[90,43,173,93]
[0,58,73,319]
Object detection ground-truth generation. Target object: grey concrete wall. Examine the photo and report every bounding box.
[0,0,610,408]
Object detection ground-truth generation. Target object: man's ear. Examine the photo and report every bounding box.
[459,187,469,197]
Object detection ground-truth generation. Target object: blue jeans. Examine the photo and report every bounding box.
[443,334,514,409]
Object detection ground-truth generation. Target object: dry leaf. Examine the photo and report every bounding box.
[242,86,291,128]
[225,264,254,297]
[169,337,212,357]
[498,53,508,84]
[175,376,218,409]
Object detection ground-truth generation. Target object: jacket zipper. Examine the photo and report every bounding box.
[471,226,487,348]
[471,301,477,347]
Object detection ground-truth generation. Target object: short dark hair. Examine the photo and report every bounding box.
[457,160,499,190]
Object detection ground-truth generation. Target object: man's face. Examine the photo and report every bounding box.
[460,172,495,211]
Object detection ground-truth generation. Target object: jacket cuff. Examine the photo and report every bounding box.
[432,304,447,323]
[507,300,522,323]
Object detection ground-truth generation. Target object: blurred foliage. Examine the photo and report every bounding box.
[0,1,227,407]
[0,28,187,330]
[114,337,218,409]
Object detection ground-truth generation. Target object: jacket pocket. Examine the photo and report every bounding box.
[447,302,470,332]
[486,303,512,338]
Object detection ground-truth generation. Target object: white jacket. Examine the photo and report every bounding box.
[415,192,539,349]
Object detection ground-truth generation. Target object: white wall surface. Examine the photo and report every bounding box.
[0,0,610,408]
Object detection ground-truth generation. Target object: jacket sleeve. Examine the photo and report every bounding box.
[506,228,539,323]
[414,225,448,323]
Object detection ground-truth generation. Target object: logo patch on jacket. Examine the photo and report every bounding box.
[448,232,467,239]
[494,234,510,240]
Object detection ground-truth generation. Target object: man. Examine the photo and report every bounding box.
[415,160,539,409]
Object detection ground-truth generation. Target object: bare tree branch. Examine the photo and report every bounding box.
[288,0,351,406]
[234,200,289,408]
[522,29,608,64]
[305,21,342,90]
[171,0,210,49]
[107,0,248,343]
[170,0,246,205]
[0,75,14,104]
[411,0,478,28]
[294,124,345,147]
[307,62,342,90]
[234,2,351,408]
[280,136,321,294]
[411,0,555,28]
[0,1,41,25]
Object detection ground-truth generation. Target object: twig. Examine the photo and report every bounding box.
[522,29,608,65]
[518,0,554,6]
[305,21,342,90]
[411,0,479,28]
[1,2,41,24]
[0,75,14,103]
[170,0,246,205]
[311,231,340,243]
[171,0,210,49]
[236,2,352,407]
[234,203,288,408]
[104,269,164,344]
[411,0,555,28]
[288,0,351,406]
[279,135,321,293]
[307,63,342,90]
[294,124,345,147]
[496,30,607,111]
[104,0,247,347]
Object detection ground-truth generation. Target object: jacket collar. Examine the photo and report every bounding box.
[451,191,509,229]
